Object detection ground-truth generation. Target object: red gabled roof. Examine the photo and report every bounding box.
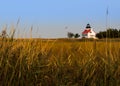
[82,29,91,34]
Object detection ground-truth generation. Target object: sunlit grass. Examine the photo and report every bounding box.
[0,38,120,86]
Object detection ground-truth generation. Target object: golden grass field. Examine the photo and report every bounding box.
[0,38,120,86]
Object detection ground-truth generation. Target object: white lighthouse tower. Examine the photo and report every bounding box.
[82,24,96,39]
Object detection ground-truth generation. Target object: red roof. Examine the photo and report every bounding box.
[82,29,91,34]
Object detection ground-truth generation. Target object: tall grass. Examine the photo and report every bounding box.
[0,38,120,86]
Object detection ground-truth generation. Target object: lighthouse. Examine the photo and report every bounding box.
[82,24,96,39]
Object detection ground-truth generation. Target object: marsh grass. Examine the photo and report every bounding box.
[0,38,120,86]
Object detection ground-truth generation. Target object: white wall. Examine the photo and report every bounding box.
[87,29,96,38]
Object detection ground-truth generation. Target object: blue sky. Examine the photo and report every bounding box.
[0,0,120,38]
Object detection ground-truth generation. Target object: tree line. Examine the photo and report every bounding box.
[67,28,120,39]
[96,28,120,39]
[67,32,80,38]
[0,28,120,39]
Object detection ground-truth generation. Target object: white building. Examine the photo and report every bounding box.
[82,24,96,39]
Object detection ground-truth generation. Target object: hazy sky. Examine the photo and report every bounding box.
[0,0,120,38]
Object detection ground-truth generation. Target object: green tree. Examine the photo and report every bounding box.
[74,33,80,38]
[96,28,120,39]
[67,32,74,38]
